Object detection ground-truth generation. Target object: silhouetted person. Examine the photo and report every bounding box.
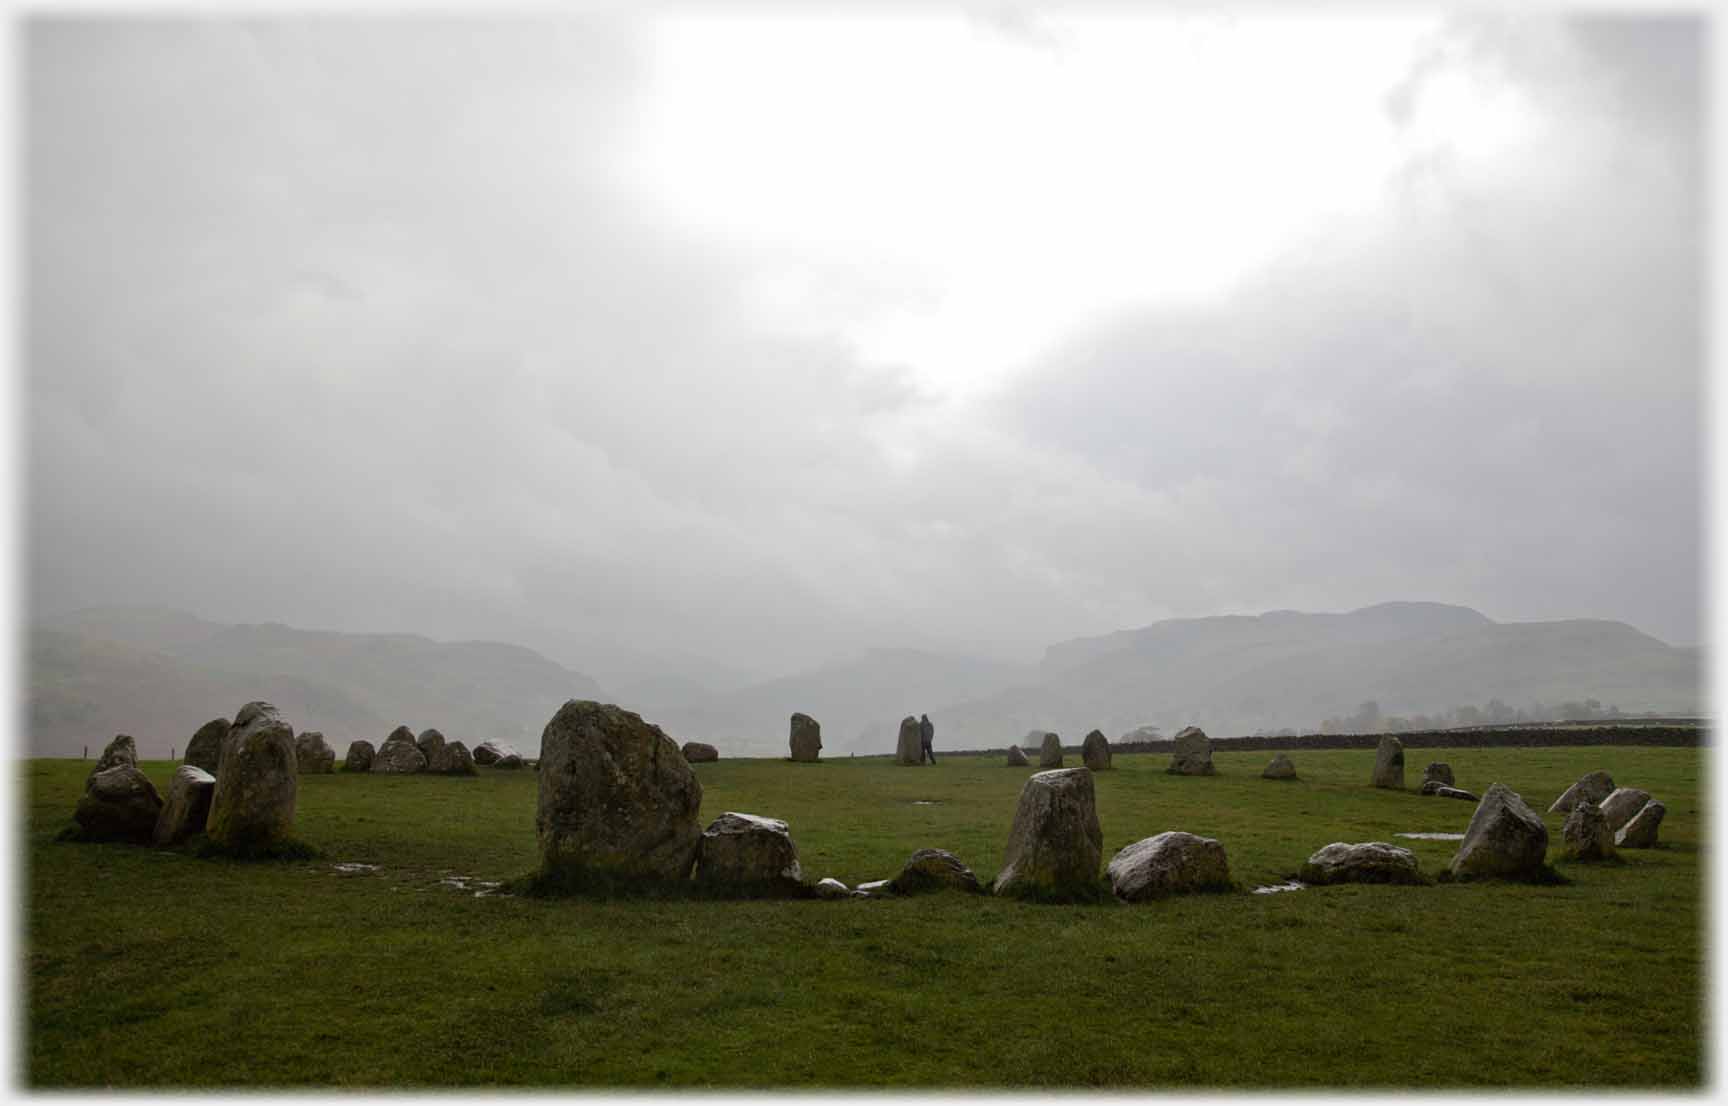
[919,713,935,764]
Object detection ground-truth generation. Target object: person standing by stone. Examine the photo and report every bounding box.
[919,713,936,765]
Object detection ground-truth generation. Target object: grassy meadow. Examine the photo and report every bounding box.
[22,744,1704,1088]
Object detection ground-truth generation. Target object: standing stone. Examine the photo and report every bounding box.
[1448,783,1549,880]
[1615,801,1666,848]
[184,719,230,775]
[1038,732,1064,768]
[1081,730,1112,772]
[1298,842,1421,885]
[892,716,923,765]
[890,848,984,894]
[429,740,478,776]
[1107,832,1231,900]
[536,700,703,885]
[992,768,1103,901]
[1549,770,1616,815]
[152,765,217,846]
[693,812,802,891]
[494,753,525,769]
[682,742,719,763]
[789,713,823,763]
[74,765,164,841]
[373,726,427,774]
[1561,800,1616,861]
[206,701,299,852]
[88,734,139,784]
[295,732,336,774]
[1421,762,1455,788]
[1372,735,1405,789]
[473,741,514,766]
[1262,753,1297,780]
[415,728,447,762]
[1167,726,1214,776]
[1006,745,1030,766]
[1598,787,1652,832]
[343,741,375,772]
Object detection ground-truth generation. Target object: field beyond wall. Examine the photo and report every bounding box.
[22,745,1703,1088]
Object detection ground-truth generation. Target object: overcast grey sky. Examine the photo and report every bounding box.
[24,10,1705,682]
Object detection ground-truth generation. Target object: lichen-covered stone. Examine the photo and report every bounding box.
[1615,800,1666,848]
[373,726,427,774]
[682,741,719,763]
[473,741,516,766]
[1038,732,1064,768]
[1561,800,1616,861]
[890,848,983,894]
[789,713,822,762]
[1006,745,1029,766]
[343,741,375,772]
[1599,787,1652,832]
[1167,727,1214,776]
[295,731,336,774]
[1448,783,1549,880]
[814,877,851,899]
[75,764,163,842]
[429,740,478,776]
[1298,841,1421,885]
[1549,770,1616,815]
[1081,730,1112,771]
[536,700,703,885]
[494,753,524,769]
[88,734,138,785]
[206,701,299,852]
[895,716,922,765]
[1372,735,1405,789]
[1421,762,1455,788]
[1107,832,1231,900]
[693,811,802,890]
[153,765,216,846]
[992,768,1102,901]
[415,728,447,763]
[184,719,229,775]
[1262,753,1297,780]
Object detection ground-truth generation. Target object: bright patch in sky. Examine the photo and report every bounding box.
[630,11,1470,398]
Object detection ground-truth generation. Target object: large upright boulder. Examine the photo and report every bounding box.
[895,716,922,765]
[1081,730,1112,772]
[74,765,163,842]
[1561,800,1616,861]
[1616,800,1666,848]
[1298,842,1421,885]
[1006,745,1030,766]
[1038,732,1063,768]
[1448,783,1549,880]
[473,741,519,766]
[1421,762,1455,788]
[184,719,230,775]
[88,734,138,783]
[1549,770,1616,815]
[682,742,719,763]
[890,848,984,895]
[693,812,802,891]
[343,741,375,772]
[1107,832,1231,900]
[789,713,822,763]
[206,701,299,852]
[1262,753,1297,780]
[152,765,216,846]
[1599,788,1652,832]
[992,768,1103,901]
[1372,736,1405,789]
[373,726,427,774]
[295,732,336,774]
[429,740,478,776]
[415,728,447,763]
[536,701,704,885]
[1167,727,1214,776]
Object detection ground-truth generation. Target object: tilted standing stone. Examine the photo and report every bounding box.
[184,719,230,775]
[1262,753,1297,780]
[682,741,719,763]
[992,767,1103,901]
[1561,799,1616,861]
[1107,832,1231,900]
[88,734,138,785]
[1448,783,1548,880]
[1167,726,1214,776]
[1372,735,1405,789]
[206,701,299,852]
[75,764,163,841]
[895,716,923,766]
[693,811,803,890]
[153,765,216,846]
[789,713,822,762]
[295,732,336,774]
[1549,770,1615,815]
[890,848,984,895]
[1081,730,1112,771]
[1038,732,1064,768]
[429,740,478,776]
[1616,800,1666,848]
[1298,842,1421,885]
[536,700,703,884]
[373,726,427,774]
[1598,787,1651,832]
[1422,762,1454,788]
[1006,745,1029,766]
[343,741,375,772]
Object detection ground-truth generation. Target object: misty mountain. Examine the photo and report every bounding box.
[29,606,603,757]
[928,602,1702,747]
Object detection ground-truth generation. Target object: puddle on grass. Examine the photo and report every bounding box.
[1252,881,1306,895]
[332,863,380,874]
[910,800,941,806]
[438,875,506,897]
[1396,832,1465,841]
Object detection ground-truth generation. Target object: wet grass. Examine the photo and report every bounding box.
[21,744,1703,1088]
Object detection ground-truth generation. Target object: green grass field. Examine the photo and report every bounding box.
[22,745,1704,1088]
